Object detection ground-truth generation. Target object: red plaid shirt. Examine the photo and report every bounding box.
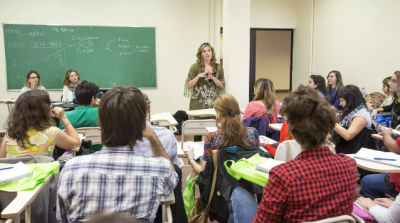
[254,147,358,223]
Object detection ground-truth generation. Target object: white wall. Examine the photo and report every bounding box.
[312,0,400,93]
[0,0,210,131]
[251,0,296,28]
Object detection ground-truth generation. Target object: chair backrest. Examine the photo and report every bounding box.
[0,155,55,164]
[305,215,356,223]
[76,127,102,145]
[181,119,217,147]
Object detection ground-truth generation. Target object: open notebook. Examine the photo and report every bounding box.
[0,162,29,184]
[255,159,284,173]
[354,148,400,168]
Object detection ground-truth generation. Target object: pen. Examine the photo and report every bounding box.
[374,158,396,161]
[0,167,13,171]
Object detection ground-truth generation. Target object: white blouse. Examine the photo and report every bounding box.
[62,85,74,102]
[21,86,45,93]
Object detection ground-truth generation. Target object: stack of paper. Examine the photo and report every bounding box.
[354,148,400,168]
[0,162,29,184]
[184,141,204,160]
[255,159,284,173]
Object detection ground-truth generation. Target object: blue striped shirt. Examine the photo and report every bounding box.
[56,146,178,223]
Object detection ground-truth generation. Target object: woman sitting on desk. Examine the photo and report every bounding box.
[242,78,280,120]
[0,90,81,158]
[21,70,45,92]
[62,69,80,102]
[333,85,372,154]
[184,42,225,110]
[187,94,260,174]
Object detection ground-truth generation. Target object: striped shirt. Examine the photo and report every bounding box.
[56,146,178,223]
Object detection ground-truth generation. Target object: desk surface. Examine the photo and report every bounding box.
[1,174,54,219]
[269,123,283,131]
[347,154,400,173]
[186,109,216,117]
[150,113,178,126]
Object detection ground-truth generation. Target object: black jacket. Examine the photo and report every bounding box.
[196,146,272,223]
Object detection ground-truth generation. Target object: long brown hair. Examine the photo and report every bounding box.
[63,69,80,86]
[196,42,217,72]
[98,85,147,147]
[327,70,344,91]
[24,70,42,88]
[214,94,249,148]
[5,90,55,148]
[392,71,400,101]
[253,78,276,114]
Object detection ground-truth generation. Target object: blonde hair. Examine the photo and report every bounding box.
[214,94,249,148]
[196,43,217,72]
[365,92,386,109]
[24,70,42,88]
[63,69,80,86]
[253,78,276,114]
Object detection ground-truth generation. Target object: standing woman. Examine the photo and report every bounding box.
[184,43,225,110]
[308,75,328,100]
[327,70,344,110]
[62,69,80,102]
[21,70,45,92]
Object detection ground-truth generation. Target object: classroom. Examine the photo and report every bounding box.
[0,0,400,223]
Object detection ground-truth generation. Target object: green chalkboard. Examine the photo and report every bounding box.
[3,24,157,90]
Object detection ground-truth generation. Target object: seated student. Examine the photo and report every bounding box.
[242,78,280,120]
[62,69,80,102]
[21,70,46,92]
[327,70,344,110]
[356,194,400,223]
[228,85,358,223]
[135,93,179,166]
[188,94,260,174]
[56,85,178,223]
[360,127,400,200]
[365,92,386,110]
[307,74,329,99]
[333,85,372,154]
[59,80,102,153]
[371,71,400,129]
[0,90,81,158]
[381,76,394,107]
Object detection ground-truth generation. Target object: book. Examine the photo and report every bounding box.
[0,162,29,184]
[259,135,278,146]
[354,148,400,168]
[255,159,284,173]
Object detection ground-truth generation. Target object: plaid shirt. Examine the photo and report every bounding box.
[56,146,178,223]
[254,147,357,223]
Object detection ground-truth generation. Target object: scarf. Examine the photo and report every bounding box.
[68,80,80,91]
[339,104,366,127]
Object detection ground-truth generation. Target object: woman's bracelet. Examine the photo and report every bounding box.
[63,122,71,127]
[188,158,194,163]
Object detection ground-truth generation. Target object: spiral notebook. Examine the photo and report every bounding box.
[255,159,284,173]
[0,162,29,184]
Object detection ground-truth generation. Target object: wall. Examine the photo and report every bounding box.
[0,0,210,131]
[255,30,291,90]
[251,0,296,29]
[312,0,400,93]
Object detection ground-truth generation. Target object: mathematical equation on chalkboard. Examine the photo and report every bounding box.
[4,27,151,69]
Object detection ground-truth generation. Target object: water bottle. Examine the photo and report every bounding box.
[361,87,366,98]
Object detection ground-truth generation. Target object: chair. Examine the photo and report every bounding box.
[180,119,217,149]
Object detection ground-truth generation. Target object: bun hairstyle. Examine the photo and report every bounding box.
[214,94,249,149]
[281,85,336,149]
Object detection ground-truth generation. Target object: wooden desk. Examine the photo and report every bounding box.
[150,113,178,131]
[347,154,400,173]
[372,134,383,141]
[176,139,185,157]
[0,99,15,113]
[269,123,283,131]
[186,109,216,118]
[1,174,54,223]
[206,127,218,133]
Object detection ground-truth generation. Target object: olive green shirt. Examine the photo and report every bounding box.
[184,62,225,110]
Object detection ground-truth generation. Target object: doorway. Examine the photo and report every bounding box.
[249,29,294,102]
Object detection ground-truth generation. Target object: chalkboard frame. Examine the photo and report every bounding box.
[2,23,158,91]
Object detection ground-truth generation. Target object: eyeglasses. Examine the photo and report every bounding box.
[30,77,39,80]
